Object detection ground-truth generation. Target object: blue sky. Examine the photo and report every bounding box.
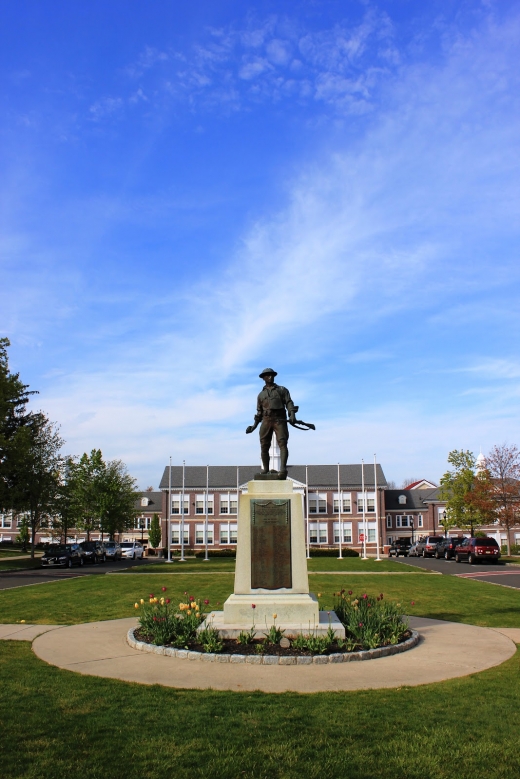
[1,0,520,489]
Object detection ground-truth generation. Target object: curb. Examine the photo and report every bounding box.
[127,628,420,665]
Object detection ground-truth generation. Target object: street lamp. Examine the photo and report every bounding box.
[442,510,448,537]
[139,518,145,544]
[410,518,415,544]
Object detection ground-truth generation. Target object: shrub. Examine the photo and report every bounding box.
[193,548,236,558]
[309,547,359,557]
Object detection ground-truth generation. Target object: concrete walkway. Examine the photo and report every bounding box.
[1,617,509,693]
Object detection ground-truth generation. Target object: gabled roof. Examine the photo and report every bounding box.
[159,464,387,491]
[403,479,438,490]
[384,488,441,510]
[135,491,163,511]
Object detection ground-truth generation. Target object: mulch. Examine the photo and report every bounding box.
[134,628,412,657]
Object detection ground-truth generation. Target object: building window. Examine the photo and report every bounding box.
[134,516,151,530]
[386,515,392,528]
[418,515,423,527]
[195,495,214,515]
[171,497,189,515]
[358,522,376,543]
[171,524,189,544]
[387,536,393,545]
[333,522,352,543]
[308,493,327,514]
[195,524,214,544]
[309,522,328,543]
[396,515,415,528]
[219,523,238,544]
[220,494,237,515]
[0,515,12,529]
[333,493,351,513]
[398,495,407,505]
[357,493,375,513]
[141,497,149,507]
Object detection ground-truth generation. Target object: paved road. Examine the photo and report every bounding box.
[0,557,156,590]
[396,554,520,589]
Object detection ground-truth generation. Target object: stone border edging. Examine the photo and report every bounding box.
[127,627,420,665]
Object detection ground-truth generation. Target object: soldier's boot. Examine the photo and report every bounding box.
[279,446,288,478]
[260,453,270,474]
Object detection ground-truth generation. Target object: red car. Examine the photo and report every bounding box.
[455,537,501,565]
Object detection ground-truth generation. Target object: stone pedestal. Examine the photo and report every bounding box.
[201,480,345,638]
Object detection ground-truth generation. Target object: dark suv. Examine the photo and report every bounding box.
[455,537,501,564]
[79,541,107,564]
[388,538,412,557]
[41,544,83,568]
[434,537,465,560]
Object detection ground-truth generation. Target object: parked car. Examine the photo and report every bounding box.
[79,541,107,564]
[455,537,501,564]
[104,541,122,561]
[434,537,466,560]
[120,541,144,560]
[408,541,421,557]
[41,544,84,568]
[416,536,444,558]
[388,538,412,557]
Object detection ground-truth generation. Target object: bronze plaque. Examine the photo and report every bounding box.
[251,499,291,589]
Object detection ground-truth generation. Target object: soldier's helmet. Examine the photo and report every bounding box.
[259,367,278,379]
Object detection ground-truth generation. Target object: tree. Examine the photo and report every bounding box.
[0,338,39,512]
[9,415,64,558]
[438,450,483,535]
[148,513,162,549]
[66,450,138,541]
[16,515,30,553]
[97,459,138,540]
[69,450,105,540]
[476,445,520,556]
[52,456,83,544]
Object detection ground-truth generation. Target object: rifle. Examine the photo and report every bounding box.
[246,407,316,434]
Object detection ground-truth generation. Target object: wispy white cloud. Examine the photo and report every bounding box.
[110,8,399,117]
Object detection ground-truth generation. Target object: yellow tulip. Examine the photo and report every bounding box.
[272,613,277,619]
[149,598,154,603]
[20,620,26,623]
[134,603,139,609]
[160,598,165,605]
[195,604,199,611]
[140,599,144,605]
[317,593,322,598]
[187,609,192,616]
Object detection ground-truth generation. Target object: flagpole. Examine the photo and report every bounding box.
[374,454,381,561]
[204,464,209,562]
[306,465,310,559]
[236,465,240,549]
[167,456,172,563]
[180,459,186,562]
[337,462,343,559]
[361,459,367,559]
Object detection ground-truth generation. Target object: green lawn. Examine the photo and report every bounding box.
[132,556,427,574]
[1,639,519,779]
[0,558,42,571]
[1,570,519,627]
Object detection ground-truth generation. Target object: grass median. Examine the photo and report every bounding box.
[129,556,429,574]
[1,570,519,627]
[1,639,519,779]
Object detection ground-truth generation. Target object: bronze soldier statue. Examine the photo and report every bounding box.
[246,368,315,479]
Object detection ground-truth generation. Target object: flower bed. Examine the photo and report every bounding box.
[128,627,419,665]
[130,588,418,663]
